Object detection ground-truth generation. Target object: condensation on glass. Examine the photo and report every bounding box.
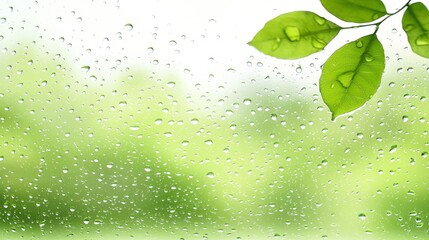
[0,0,428,239]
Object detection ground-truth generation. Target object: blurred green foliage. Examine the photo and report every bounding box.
[0,39,428,240]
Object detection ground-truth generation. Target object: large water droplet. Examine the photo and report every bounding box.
[206,172,215,178]
[337,71,354,88]
[416,33,429,46]
[284,26,300,42]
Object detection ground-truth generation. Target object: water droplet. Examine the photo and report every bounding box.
[81,66,90,72]
[169,40,177,46]
[358,213,366,220]
[206,172,215,178]
[89,75,97,81]
[119,101,127,107]
[129,126,140,131]
[284,26,300,42]
[372,13,381,20]
[243,98,252,105]
[416,33,429,46]
[404,24,414,32]
[94,219,103,225]
[389,145,397,153]
[314,16,326,25]
[106,163,113,168]
[83,219,90,224]
[337,71,354,88]
[311,37,326,49]
[205,139,213,145]
[364,53,374,62]
[271,37,281,51]
[124,23,133,31]
[402,115,408,122]
[356,40,363,48]
[167,81,175,88]
[296,65,302,73]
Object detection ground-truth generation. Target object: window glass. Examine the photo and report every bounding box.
[1,0,428,239]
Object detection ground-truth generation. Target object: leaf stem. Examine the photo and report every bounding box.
[340,0,412,31]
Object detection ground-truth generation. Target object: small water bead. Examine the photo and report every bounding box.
[123,23,133,31]
[358,213,366,220]
[81,66,90,72]
[166,81,175,88]
[311,37,326,49]
[314,15,326,25]
[206,172,215,178]
[364,53,374,62]
[129,126,140,131]
[356,40,363,48]
[389,145,397,153]
[243,98,252,105]
[271,37,281,51]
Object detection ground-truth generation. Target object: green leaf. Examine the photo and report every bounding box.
[248,11,340,60]
[320,34,385,120]
[320,0,387,23]
[402,2,429,58]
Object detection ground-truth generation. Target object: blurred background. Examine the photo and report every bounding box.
[0,0,428,239]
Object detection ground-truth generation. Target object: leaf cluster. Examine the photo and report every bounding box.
[249,0,429,120]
